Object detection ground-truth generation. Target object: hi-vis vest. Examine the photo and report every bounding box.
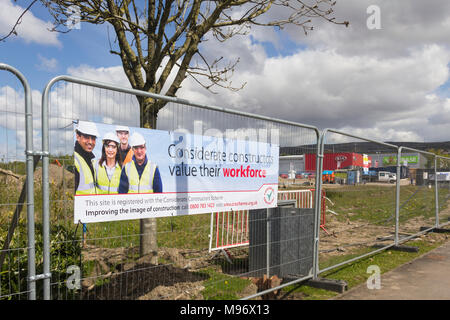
[123,148,133,165]
[94,160,122,194]
[74,151,96,195]
[124,160,157,193]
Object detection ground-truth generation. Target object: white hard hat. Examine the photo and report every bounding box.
[102,132,120,144]
[76,121,99,137]
[130,132,146,147]
[115,125,130,132]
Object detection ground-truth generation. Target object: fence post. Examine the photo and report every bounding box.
[395,147,402,246]
[434,156,439,228]
[0,63,36,300]
[41,78,55,300]
[312,129,325,279]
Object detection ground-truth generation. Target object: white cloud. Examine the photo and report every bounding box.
[66,65,129,87]
[10,0,447,146]
[286,0,450,59]
[173,0,450,143]
[0,0,61,46]
[178,43,450,142]
[36,54,59,72]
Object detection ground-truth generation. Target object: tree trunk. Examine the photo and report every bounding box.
[138,97,166,264]
[139,218,158,264]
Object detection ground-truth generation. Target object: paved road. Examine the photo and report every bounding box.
[332,239,450,300]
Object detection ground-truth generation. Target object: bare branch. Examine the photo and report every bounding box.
[31,0,349,123]
[0,0,39,42]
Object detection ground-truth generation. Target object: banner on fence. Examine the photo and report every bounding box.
[73,121,279,223]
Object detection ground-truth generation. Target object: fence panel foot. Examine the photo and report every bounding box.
[420,226,450,234]
[372,244,419,253]
[304,277,348,293]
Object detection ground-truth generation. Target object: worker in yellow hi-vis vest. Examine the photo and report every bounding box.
[74,121,99,195]
[94,132,123,194]
[74,121,99,247]
[118,132,162,194]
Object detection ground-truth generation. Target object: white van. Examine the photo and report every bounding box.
[378,171,396,183]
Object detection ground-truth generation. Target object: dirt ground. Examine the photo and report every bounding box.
[80,245,261,300]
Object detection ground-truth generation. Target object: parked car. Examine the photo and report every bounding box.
[378,171,396,183]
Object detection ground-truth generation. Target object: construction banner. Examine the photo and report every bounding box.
[73,121,279,223]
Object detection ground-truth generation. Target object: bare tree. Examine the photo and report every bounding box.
[41,0,348,128]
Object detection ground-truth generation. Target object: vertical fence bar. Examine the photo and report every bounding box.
[0,63,36,300]
[266,208,270,277]
[312,129,324,280]
[395,147,402,246]
[41,77,53,300]
[435,156,439,228]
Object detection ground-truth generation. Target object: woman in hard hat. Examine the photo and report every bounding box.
[94,132,123,194]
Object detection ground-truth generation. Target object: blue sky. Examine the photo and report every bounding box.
[0,2,121,90]
[1,0,450,147]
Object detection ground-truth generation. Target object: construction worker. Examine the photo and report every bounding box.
[118,132,162,194]
[94,132,123,194]
[115,125,133,165]
[74,121,99,195]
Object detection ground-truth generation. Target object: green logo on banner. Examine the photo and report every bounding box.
[383,156,418,165]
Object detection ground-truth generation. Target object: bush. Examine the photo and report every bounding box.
[1,223,81,300]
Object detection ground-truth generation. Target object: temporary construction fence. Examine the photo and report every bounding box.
[1,62,450,300]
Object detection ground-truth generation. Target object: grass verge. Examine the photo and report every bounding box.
[281,232,449,300]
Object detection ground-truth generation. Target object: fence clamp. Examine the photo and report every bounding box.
[25,150,49,157]
[28,272,52,282]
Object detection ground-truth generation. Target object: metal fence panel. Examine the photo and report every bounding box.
[436,156,450,227]
[397,147,438,240]
[0,64,35,300]
[40,75,321,300]
[317,129,400,276]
